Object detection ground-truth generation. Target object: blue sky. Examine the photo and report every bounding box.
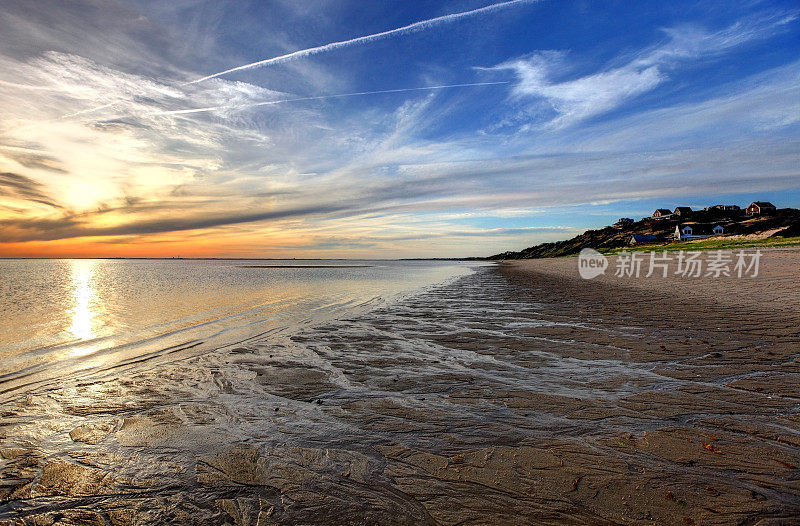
[0,0,798,257]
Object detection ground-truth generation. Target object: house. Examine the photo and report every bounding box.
[673,206,693,216]
[705,204,743,218]
[630,233,658,245]
[675,223,725,241]
[614,217,634,229]
[746,201,776,216]
[653,208,673,219]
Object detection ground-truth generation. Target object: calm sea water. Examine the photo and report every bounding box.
[0,259,478,397]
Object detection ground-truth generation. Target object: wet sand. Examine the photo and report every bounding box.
[1,250,799,524]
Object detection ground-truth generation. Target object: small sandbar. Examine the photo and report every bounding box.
[238,264,372,268]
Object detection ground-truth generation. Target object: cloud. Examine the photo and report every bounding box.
[148,81,508,116]
[499,52,663,128]
[568,61,800,150]
[2,151,66,173]
[0,172,62,208]
[0,50,302,213]
[0,203,350,242]
[496,10,796,128]
[644,10,798,65]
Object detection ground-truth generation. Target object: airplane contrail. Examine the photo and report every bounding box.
[186,0,535,84]
[147,81,509,116]
[0,80,63,91]
[59,102,120,119]
[45,0,532,124]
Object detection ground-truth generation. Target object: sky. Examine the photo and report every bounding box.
[0,0,798,258]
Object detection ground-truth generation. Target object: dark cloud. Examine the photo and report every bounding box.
[0,172,62,208]
[91,119,151,132]
[0,0,176,75]
[0,203,351,242]
[304,239,379,250]
[4,152,67,173]
[339,227,582,243]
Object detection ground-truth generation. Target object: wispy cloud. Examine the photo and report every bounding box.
[2,151,66,173]
[0,202,350,242]
[498,51,663,128]
[0,172,62,209]
[643,10,798,65]
[495,10,796,128]
[147,81,509,117]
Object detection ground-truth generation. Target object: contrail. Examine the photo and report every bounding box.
[147,81,509,116]
[59,102,119,119]
[186,0,534,84]
[0,80,62,91]
[43,0,532,125]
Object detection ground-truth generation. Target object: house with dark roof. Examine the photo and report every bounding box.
[652,208,673,219]
[630,233,658,245]
[614,217,634,229]
[675,223,725,241]
[746,201,777,216]
[673,206,693,216]
[707,204,740,211]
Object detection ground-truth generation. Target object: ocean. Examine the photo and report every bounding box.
[0,258,478,398]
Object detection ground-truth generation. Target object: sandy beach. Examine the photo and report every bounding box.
[1,250,799,524]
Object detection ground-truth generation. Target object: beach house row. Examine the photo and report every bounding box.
[652,206,695,219]
[652,201,775,219]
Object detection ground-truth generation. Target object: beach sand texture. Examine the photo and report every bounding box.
[1,249,799,524]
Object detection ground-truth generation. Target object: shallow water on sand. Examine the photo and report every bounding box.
[0,259,476,397]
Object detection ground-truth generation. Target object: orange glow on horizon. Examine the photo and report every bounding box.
[0,237,264,259]
[0,231,343,259]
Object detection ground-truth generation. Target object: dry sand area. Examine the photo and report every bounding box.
[1,249,799,524]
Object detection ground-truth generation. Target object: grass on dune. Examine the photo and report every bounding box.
[601,236,800,255]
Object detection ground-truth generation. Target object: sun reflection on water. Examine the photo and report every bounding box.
[69,260,103,356]
[70,260,95,340]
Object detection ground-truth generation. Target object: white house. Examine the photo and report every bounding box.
[675,223,725,241]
